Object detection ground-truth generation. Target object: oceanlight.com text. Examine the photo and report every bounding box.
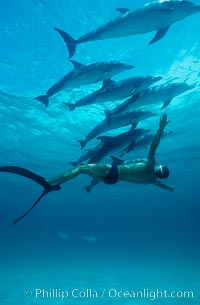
[23,288,195,301]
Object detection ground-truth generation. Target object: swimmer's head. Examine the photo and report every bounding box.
[155,164,170,179]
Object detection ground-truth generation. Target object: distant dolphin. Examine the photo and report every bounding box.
[69,148,98,167]
[58,232,71,239]
[34,60,134,106]
[119,130,172,157]
[64,76,161,111]
[54,1,200,58]
[78,109,156,149]
[82,235,98,242]
[87,124,149,164]
[105,82,194,122]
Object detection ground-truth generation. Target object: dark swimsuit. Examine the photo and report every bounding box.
[103,164,119,185]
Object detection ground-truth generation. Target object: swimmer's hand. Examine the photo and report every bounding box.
[160,113,170,129]
[169,187,175,192]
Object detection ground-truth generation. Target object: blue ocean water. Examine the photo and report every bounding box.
[0,0,200,304]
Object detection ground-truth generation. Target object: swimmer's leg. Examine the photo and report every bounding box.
[48,163,111,186]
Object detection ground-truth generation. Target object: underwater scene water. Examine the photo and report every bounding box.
[0,0,200,304]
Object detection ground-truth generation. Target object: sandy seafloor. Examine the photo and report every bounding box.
[0,0,200,304]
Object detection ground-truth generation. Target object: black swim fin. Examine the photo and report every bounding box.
[12,189,49,225]
[0,166,61,225]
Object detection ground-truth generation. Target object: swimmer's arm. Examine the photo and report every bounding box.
[148,113,169,165]
[154,180,175,192]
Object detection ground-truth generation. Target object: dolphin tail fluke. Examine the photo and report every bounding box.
[77,140,87,149]
[34,95,49,107]
[84,185,92,194]
[0,165,61,224]
[62,102,76,111]
[104,110,112,127]
[54,27,77,58]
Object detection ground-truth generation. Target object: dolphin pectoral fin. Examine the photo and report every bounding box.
[161,98,172,109]
[130,122,138,130]
[110,156,124,166]
[34,95,49,107]
[77,139,87,149]
[126,140,136,154]
[84,178,99,194]
[116,8,130,14]
[104,110,112,127]
[149,26,170,45]
[70,60,85,69]
[84,185,92,194]
[54,28,77,58]
[102,79,115,89]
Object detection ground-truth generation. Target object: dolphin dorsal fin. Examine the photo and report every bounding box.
[70,60,85,69]
[97,135,113,143]
[161,98,172,109]
[102,79,115,88]
[116,8,130,14]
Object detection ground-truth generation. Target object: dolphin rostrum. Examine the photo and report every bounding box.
[105,82,194,122]
[55,1,200,58]
[34,60,134,106]
[64,76,162,111]
[78,109,156,149]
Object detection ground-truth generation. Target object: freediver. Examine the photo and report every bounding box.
[0,113,174,225]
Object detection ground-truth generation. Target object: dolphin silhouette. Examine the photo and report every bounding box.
[55,1,200,58]
[87,124,149,164]
[34,60,134,106]
[64,76,161,111]
[105,82,194,122]
[78,109,156,149]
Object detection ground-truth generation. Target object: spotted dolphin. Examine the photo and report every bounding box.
[54,1,200,58]
[78,109,156,149]
[87,124,149,164]
[64,76,162,111]
[34,60,134,106]
[105,82,194,122]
